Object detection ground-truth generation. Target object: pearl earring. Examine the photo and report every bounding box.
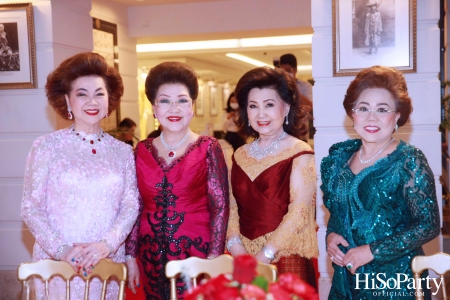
[67,111,73,120]
[105,112,109,118]
[285,115,289,125]
[395,124,398,131]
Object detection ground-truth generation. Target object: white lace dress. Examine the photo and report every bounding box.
[21,127,140,300]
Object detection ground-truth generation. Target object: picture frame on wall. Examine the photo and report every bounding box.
[332,0,416,77]
[93,17,120,131]
[0,3,37,89]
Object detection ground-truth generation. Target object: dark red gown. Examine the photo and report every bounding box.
[126,136,229,300]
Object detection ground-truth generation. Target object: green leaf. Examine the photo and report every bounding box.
[251,275,269,292]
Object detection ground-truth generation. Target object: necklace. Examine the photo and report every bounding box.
[71,125,104,155]
[359,138,395,164]
[249,131,287,160]
[160,129,190,159]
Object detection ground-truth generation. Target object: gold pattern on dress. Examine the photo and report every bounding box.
[239,202,318,262]
[234,141,313,182]
[301,159,317,186]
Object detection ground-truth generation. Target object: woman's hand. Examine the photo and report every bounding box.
[229,244,248,257]
[254,250,272,265]
[58,245,85,272]
[74,241,111,270]
[126,258,140,294]
[326,232,349,267]
[342,244,374,274]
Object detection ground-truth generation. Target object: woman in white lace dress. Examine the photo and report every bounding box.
[21,52,140,299]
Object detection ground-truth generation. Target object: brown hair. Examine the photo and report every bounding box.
[46,52,123,120]
[234,66,309,139]
[145,62,198,105]
[343,65,412,127]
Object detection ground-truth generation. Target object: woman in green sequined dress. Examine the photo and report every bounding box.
[321,66,440,299]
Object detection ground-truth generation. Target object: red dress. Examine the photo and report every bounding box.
[126,137,229,300]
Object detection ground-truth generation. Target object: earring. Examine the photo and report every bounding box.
[67,111,73,120]
[105,112,109,118]
[285,115,289,125]
[395,124,398,131]
[248,120,251,127]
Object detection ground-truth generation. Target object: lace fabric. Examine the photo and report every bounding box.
[21,127,140,299]
[227,141,319,263]
[125,136,229,299]
[321,139,440,299]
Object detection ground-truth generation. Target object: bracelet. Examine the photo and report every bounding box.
[262,246,275,260]
[55,244,68,261]
[100,239,114,255]
[226,237,243,252]
[124,255,134,261]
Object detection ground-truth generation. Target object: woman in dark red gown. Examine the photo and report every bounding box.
[226,67,318,288]
[125,62,229,300]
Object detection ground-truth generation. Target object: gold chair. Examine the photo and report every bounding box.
[17,258,127,300]
[411,252,450,300]
[165,254,278,300]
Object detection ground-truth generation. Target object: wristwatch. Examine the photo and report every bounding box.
[262,247,275,260]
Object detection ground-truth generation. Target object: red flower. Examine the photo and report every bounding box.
[240,284,266,300]
[268,282,292,299]
[233,254,257,284]
[277,273,319,300]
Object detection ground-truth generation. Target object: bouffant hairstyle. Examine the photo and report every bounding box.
[46,52,123,120]
[145,62,198,105]
[343,65,412,127]
[234,67,309,139]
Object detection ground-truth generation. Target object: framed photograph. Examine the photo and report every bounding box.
[0,3,36,89]
[332,0,416,76]
[195,83,204,116]
[93,17,120,131]
[210,86,218,116]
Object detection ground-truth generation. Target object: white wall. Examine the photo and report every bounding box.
[92,0,139,136]
[312,1,442,299]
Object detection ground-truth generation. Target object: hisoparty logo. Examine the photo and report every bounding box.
[355,273,443,297]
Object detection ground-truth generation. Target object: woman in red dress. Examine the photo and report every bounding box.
[226,67,318,288]
[125,62,229,299]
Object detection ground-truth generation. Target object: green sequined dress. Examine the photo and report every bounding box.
[321,139,440,300]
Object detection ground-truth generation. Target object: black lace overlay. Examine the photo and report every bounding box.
[140,175,209,300]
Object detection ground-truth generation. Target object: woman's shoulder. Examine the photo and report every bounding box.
[31,127,71,148]
[103,133,133,153]
[321,139,360,169]
[395,140,430,163]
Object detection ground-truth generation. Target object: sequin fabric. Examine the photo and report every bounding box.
[21,127,140,300]
[321,139,440,300]
[125,136,229,300]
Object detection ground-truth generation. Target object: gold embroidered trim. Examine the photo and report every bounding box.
[239,203,318,262]
[234,141,312,181]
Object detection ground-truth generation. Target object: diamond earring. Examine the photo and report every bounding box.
[68,111,73,120]
[285,115,289,125]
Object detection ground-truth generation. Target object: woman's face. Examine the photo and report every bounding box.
[153,83,194,133]
[229,95,239,110]
[247,87,290,137]
[65,75,109,131]
[352,88,400,144]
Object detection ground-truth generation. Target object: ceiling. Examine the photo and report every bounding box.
[110,0,312,85]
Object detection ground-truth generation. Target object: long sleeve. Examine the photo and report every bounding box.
[226,169,240,239]
[21,138,66,258]
[102,147,140,254]
[369,148,440,264]
[267,153,319,259]
[125,195,143,257]
[206,139,230,256]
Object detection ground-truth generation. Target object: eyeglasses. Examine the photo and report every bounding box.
[156,98,192,109]
[352,107,397,117]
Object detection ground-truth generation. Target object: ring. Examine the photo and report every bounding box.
[346,263,353,270]
[93,253,98,259]
[330,256,334,261]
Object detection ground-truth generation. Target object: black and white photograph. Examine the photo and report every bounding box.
[333,0,416,76]
[0,3,36,89]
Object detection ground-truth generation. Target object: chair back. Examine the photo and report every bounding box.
[165,254,278,300]
[17,258,127,300]
[411,252,450,300]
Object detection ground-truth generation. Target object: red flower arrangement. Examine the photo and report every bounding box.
[184,254,319,300]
